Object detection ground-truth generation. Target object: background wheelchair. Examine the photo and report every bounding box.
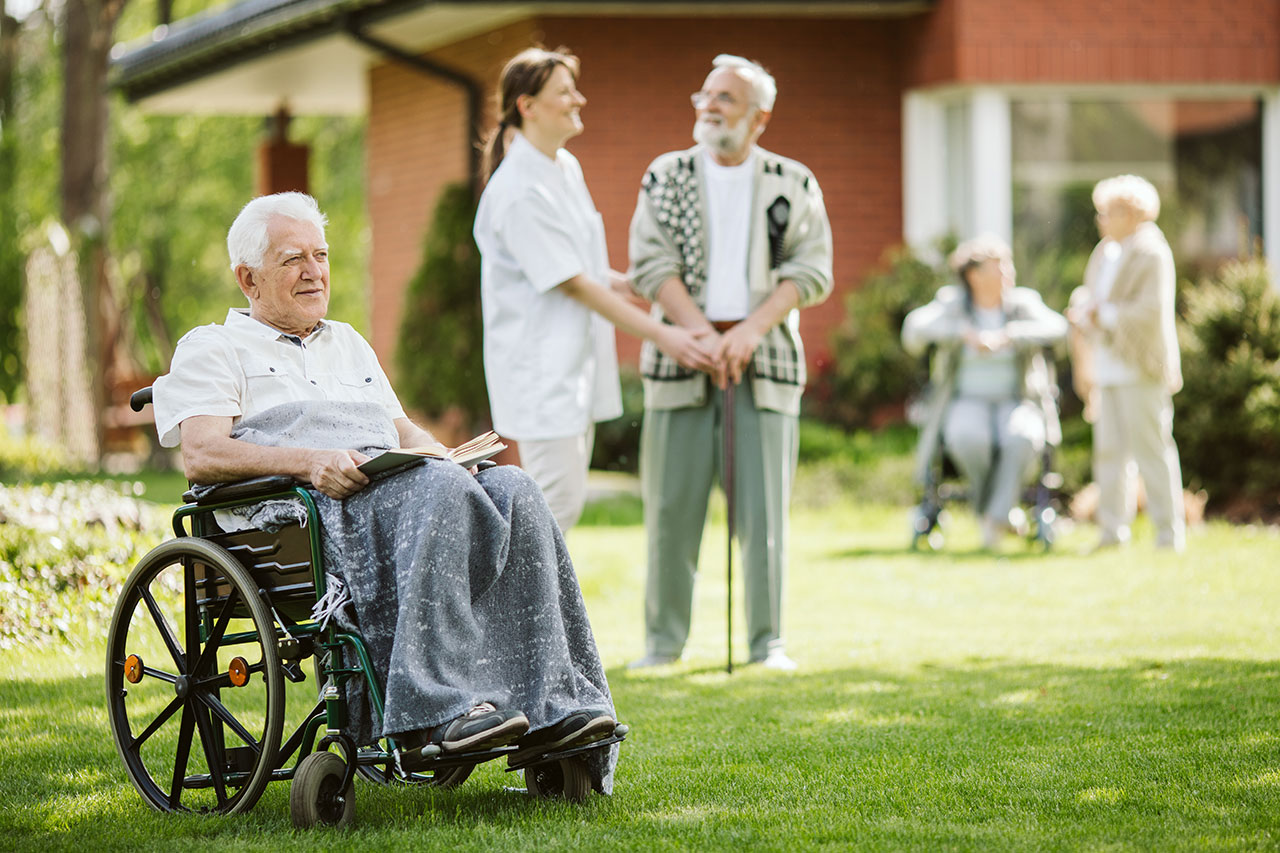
[908,347,1064,552]
[105,388,625,827]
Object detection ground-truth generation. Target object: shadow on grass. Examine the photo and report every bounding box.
[4,657,1279,846]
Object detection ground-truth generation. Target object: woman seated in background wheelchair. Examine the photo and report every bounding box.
[152,192,619,794]
[901,235,1067,550]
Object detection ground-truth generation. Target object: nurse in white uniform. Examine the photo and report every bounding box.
[474,47,715,531]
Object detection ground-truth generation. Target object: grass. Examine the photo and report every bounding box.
[2,485,1279,850]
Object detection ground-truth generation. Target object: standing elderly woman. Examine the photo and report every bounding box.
[474,47,714,531]
[902,235,1068,550]
[1067,175,1185,552]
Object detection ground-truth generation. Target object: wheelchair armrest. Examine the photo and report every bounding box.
[183,475,301,505]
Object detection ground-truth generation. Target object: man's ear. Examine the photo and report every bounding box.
[235,265,258,302]
[751,108,772,141]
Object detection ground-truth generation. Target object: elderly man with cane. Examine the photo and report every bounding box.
[626,55,833,671]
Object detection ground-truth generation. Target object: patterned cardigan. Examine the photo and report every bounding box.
[627,145,833,415]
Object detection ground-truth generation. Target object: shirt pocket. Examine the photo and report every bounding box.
[332,370,383,401]
[241,359,293,415]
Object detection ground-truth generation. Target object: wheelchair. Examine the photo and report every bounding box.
[908,426,1062,551]
[105,388,626,827]
[908,351,1064,552]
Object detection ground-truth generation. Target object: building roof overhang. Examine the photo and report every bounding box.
[111,0,932,114]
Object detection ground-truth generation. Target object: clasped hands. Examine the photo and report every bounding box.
[659,323,761,390]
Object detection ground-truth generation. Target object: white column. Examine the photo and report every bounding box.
[968,88,1012,243]
[1264,89,1280,289]
[902,90,948,258]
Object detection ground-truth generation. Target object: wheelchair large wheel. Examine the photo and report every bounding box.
[291,751,355,828]
[524,757,591,803]
[106,537,285,815]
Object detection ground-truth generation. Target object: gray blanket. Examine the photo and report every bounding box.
[224,402,617,792]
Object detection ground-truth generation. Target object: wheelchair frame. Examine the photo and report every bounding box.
[105,389,625,827]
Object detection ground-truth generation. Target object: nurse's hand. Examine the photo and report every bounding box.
[608,269,648,309]
[657,325,717,375]
[714,322,764,387]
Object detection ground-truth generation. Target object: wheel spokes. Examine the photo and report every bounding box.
[129,695,184,752]
[190,589,242,680]
[169,704,196,810]
[140,582,186,672]
[201,691,262,756]
[192,697,230,808]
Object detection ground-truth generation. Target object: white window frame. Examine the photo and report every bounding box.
[904,84,1280,287]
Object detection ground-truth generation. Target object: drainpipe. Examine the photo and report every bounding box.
[342,19,484,200]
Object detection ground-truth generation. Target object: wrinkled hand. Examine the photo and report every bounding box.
[308,448,371,499]
[608,269,649,309]
[657,325,717,375]
[1066,302,1097,329]
[714,323,763,387]
[963,328,1011,354]
[693,328,726,387]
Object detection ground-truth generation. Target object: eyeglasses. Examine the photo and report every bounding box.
[690,91,742,109]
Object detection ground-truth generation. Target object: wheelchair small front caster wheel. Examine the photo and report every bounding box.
[291,751,354,828]
[524,757,591,803]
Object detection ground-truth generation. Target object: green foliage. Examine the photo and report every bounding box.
[1174,258,1280,518]
[0,481,167,648]
[590,366,644,473]
[807,244,949,429]
[0,428,77,481]
[395,183,488,426]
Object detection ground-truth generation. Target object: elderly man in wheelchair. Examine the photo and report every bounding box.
[902,235,1068,551]
[105,192,623,827]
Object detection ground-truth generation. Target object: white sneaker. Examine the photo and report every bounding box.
[752,650,798,671]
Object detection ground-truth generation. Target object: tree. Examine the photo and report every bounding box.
[0,0,22,400]
[61,0,129,460]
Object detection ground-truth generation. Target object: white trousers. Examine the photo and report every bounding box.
[518,425,596,532]
[1094,383,1185,549]
[942,398,1044,524]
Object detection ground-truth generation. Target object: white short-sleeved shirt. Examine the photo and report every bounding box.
[152,308,405,447]
[473,131,622,441]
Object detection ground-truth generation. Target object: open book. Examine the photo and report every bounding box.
[357,430,507,477]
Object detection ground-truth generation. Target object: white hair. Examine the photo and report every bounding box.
[1093,174,1161,221]
[712,54,776,112]
[227,192,328,271]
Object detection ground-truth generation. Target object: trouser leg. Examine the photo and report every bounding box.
[1093,386,1135,543]
[942,398,997,514]
[984,401,1045,523]
[517,426,595,533]
[722,381,796,662]
[641,404,715,658]
[1126,383,1186,549]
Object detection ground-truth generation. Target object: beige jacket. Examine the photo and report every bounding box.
[1069,222,1182,417]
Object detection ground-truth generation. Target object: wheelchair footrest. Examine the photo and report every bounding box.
[504,724,628,771]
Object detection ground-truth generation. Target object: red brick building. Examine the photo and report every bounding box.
[114,0,1280,375]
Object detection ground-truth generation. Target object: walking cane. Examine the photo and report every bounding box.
[723,379,735,675]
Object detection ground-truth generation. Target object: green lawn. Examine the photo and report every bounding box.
[2,495,1279,851]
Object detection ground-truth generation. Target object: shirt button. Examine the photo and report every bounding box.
[269,367,275,372]
[310,380,317,385]
[365,377,372,383]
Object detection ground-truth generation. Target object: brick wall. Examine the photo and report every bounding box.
[908,0,1280,86]
[366,14,906,375]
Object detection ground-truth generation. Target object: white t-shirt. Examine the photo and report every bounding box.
[473,132,622,440]
[152,308,405,448]
[1091,237,1140,387]
[701,150,754,322]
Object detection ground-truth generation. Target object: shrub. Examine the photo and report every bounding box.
[807,244,950,429]
[1174,258,1280,519]
[0,429,78,481]
[0,481,167,648]
[395,183,489,430]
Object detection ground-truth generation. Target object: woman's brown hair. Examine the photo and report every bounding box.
[480,46,580,183]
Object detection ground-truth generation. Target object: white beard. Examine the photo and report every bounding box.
[693,115,752,156]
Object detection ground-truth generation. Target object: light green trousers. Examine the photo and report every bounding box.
[640,380,798,661]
